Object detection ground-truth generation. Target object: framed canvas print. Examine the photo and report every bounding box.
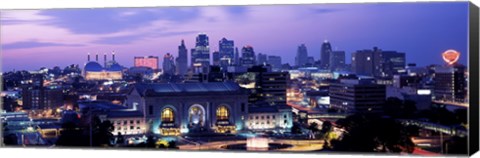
[1,1,479,157]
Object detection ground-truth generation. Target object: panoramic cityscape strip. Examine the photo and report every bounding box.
[0,2,471,156]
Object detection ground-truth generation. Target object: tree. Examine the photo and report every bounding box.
[308,122,319,133]
[56,122,89,147]
[332,114,415,153]
[91,117,114,147]
[291,123,302,134]
[116,132,125,146]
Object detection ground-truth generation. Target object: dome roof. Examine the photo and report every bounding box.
[84,61,103,72]
[107,63,123,71]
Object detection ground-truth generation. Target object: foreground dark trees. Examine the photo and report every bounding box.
[332,114,415,153]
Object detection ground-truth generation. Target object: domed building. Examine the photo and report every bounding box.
[83,53,123,81]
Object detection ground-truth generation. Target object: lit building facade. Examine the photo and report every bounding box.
[191,33,210,73]
[219,38,235,69]
[245,106,292,133]
[433,64,467,103]
[126,82,249,136]
[134,56,159,70]
[84,54,123,81]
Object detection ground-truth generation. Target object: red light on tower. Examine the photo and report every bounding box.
[442,49,460,65]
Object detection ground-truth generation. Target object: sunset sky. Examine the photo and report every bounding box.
[0,2,469,71]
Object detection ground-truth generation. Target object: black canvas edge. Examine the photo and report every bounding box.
[469,1,480,156]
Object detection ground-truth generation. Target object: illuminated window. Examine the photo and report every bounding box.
[216,106,229,120]
[161,108,174,122]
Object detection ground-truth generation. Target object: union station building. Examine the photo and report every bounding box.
[126,81,249,135]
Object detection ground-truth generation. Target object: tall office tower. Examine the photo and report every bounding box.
[267,55,282,71]
[352,47,406,77]
[241,45,256,68]
[163,53,176,75]
[329,50,346,71]
[329,77,386,113]
[320,40,332,69]
[176,40,188,75]
[295,44,308,67]
[433,64,466,103]
[247,65,290,109]
[212,51,220,66]
[191,33,210,73]
[257,53,268,65]
[134,56,159,70]
[219,38,235,69]
[234,47,240,65]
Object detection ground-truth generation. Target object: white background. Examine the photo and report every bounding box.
[0,0,479,158]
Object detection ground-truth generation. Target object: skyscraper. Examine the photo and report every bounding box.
[234,47,240,66]
[329,51,346,71]
[212,51,220,66]
[176,40,188,75]
[267,55,282,71]
[320,40,332,69]
[257,53,268,65]
[163,53,176,75]
[352,47,405,77]
[295,44,308,67]
[241,45,256,68]
[191,33,210,73]
[219,38,235,69]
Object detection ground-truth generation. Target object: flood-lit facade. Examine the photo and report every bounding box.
[126,81,249,136]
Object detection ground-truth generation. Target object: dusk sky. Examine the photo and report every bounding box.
[0,2,469,72]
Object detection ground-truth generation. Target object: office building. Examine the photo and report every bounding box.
[241,45,256,68]
[191,33,210,73]
[329,51,346,71]
[219,38,235,69]
[134,56,159,70]
[295,44,308,67]
[329,77,386,113]
[433,64,467,103]
[163,53,176,75]
[176,40,188,75]
[320,40,332,69]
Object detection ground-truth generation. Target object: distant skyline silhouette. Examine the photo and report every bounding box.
[1,2,469,71]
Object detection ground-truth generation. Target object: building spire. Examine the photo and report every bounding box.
[87,52,90,61]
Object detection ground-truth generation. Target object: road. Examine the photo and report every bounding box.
[178,138,324,151]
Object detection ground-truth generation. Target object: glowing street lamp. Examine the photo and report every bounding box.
[442,49,460,65]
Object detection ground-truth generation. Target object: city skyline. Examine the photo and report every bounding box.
[1,2,469,71]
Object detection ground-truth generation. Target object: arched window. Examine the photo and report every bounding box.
[216,106,229,120]
[161,108,174,122]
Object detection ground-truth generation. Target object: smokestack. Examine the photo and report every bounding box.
[104,53,107,67]
[96,54,99,62]
[112,51,116,61]
[87,52,90,61]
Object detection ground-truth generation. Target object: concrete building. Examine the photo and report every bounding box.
[84,53,123,81]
